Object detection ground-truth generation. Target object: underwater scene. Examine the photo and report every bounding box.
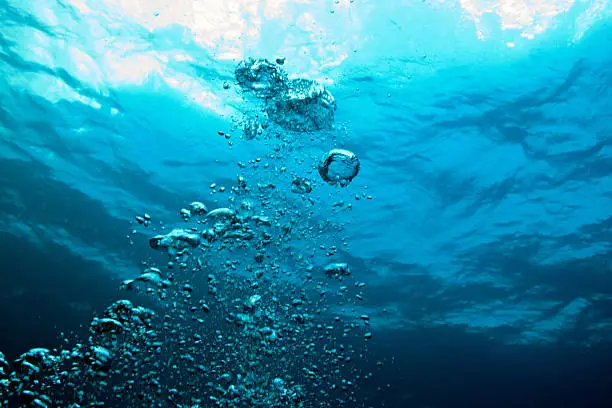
[1,0,612,407]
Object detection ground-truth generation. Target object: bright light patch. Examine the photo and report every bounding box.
[460,0,576,39]
[69,0,92,14]
[296,12,317,31]
[264,0,287,18]
[105,53,163,84]
[173,53,195,62]
[69,46,105,92]
[163,75,230,115]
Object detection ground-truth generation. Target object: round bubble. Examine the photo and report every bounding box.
[318,149,360,187]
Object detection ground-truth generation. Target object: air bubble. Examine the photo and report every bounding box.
[318,149,360,187]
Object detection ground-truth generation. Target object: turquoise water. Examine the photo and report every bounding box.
[1,0,612,407]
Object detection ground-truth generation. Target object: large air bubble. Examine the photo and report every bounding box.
[265,78,337,131]
[318,149,360,187]
[234,58,287,98]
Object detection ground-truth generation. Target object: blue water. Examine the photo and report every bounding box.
[1,0,612,407]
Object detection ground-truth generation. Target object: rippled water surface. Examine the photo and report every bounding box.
[1,0,612,407]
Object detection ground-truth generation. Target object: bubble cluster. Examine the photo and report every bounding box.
[0,58,381,408]
[291,177,313,194]
[235,57,288,98]
[235,58,337,132]
[0,299,159,407]
[265,78,337,132]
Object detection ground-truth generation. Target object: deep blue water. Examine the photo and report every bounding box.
[1,0,612,407]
